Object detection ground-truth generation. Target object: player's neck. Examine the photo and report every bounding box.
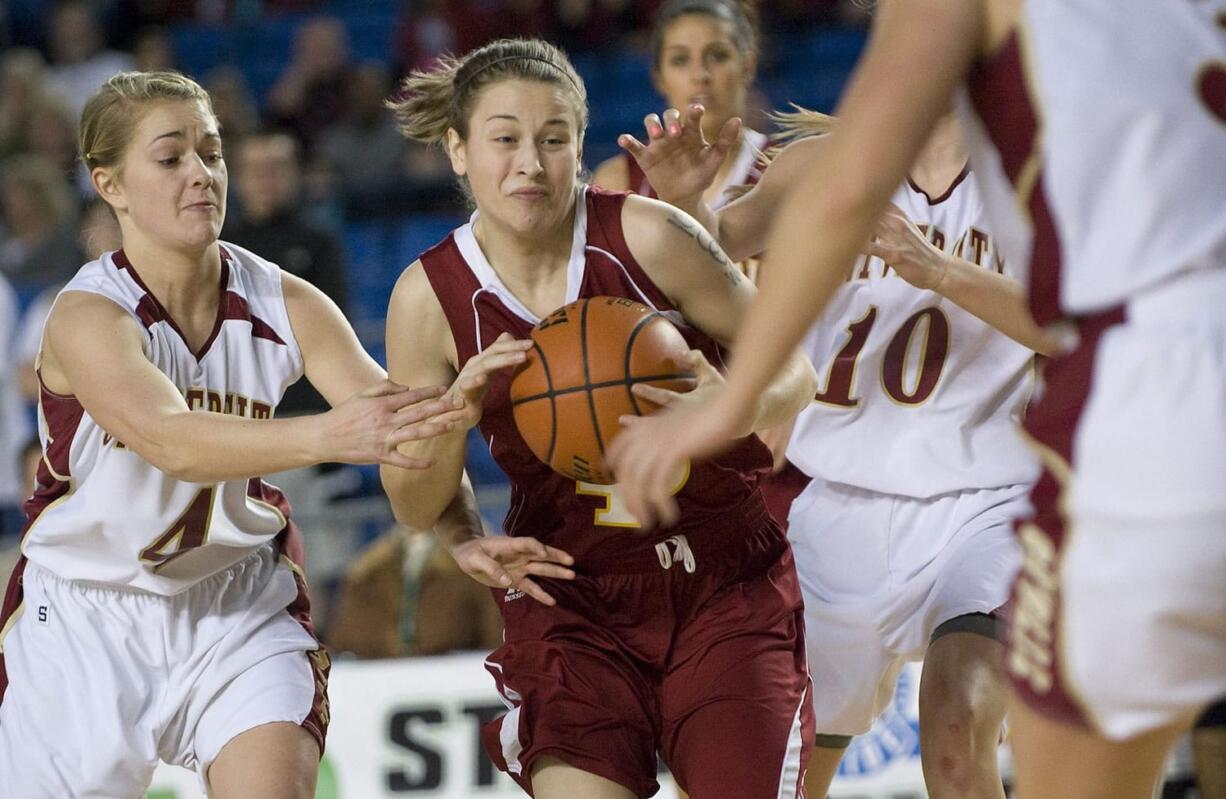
[119,233,224,321]
[473,211,574,316]
[908,114,967,198]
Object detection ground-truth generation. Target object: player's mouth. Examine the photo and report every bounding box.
[510,188,549,201]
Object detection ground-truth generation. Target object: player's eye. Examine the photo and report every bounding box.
[158,156,180,167]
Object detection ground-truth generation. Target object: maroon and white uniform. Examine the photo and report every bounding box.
[0,244,328,796]
[418,186,813,797]
[962,0,1226,739]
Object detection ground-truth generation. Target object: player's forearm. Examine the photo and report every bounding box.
[381,428,469,530]
[142,412,324,483]
[433,473,486,551]
[721,179,875,423]
[936,255,1063,356]
[745,350,817,435]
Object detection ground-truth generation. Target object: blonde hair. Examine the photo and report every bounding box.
[769,104,836,147]
[388,38,588,146]
[79,70,215,173]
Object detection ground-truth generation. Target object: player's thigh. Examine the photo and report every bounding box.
[531,756,638,799]
[481,623,661,797]
[661,555,812,798]
[0,563,160,798]
[207,721,319,799]
[1009,697,1184,799]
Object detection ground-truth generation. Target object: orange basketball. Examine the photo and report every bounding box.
[510,296,695,484]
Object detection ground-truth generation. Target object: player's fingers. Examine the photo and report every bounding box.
[618,412,647,428]
[662,107,683,136]
[517,561,576,581]
[392,395,462,423]
[468,550,514,587]
[644,113,664,139]
[514,577,557,606]
[618,133,648,158]
[715,116,743,150]
[630,383,679,405]
[380,450,434,470]
[388,419,456,446]
[685,102,706,128]
[539,544,575,566]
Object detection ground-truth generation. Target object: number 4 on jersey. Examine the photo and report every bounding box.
[140,486,216,570]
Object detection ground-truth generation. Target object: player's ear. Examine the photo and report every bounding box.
[92,167,127,214]
[446,128,467,177]
[742,50,758,85]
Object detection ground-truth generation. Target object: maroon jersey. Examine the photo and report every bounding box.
[420,187,776,571]
[623,128,769,210]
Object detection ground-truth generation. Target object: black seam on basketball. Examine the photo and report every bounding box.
[622,312,658,417]
[579,299,606,457]
[530,339,559,464]
[510,372,697,406]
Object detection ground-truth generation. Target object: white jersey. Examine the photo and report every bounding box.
[21,244,304,594]
[959,0,1226,324]
[787,171,1037,497]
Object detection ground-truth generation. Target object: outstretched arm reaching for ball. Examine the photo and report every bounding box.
[608,195,818,526]
[608,0,1001,527]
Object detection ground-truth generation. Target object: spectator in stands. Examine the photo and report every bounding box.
[224,130,348,415]
[0,49,50,162]
[204,66,261,142]
[132,26,178,73]
[24,94,93,200]
[45,1,134,120]
[14,199,121,404]
[0,272,30,538]
[267,16,354,151]
[0,155,83,287]
[328,522,503,658]
[315,62,408,200]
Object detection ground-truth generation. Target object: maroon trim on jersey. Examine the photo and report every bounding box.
[968,31,1063,326]
[113,248,284,357]
[623,151,658,199]
[1007,306,1126,731]
[251,476,330,750]
[2,377,86,705]
[906,163,970,206]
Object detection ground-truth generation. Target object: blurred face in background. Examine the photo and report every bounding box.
[653,13,756,137]
[234,135,300,221]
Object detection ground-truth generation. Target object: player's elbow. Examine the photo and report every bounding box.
[788,356,819,416]
[381,467,446,531]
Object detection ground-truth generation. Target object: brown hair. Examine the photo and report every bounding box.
[650,0,760,66]
[388,38,588,146]
[79,70,215,174]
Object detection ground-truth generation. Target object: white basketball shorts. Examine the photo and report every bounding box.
[1008,267,1226,741]
[0,543,325,797]
[787,478,1026,736]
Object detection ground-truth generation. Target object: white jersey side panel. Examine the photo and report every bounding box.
[787,173,1037,497]
[21,244,305,594]
[961,0,1226,317]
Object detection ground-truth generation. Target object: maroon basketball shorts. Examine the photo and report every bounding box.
[481,521,815,798]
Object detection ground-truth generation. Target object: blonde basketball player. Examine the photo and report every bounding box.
[610,1,1226,798]
[618,103,1058,797]
[0,71,473,798]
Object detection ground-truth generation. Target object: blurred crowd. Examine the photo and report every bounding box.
[0,0,856,658]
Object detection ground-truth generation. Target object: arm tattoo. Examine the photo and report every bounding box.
[666,212,744,288]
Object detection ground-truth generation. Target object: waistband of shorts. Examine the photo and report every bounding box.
[581,494,776,574]
[1080,268,1226,332]
[26,542,278,599]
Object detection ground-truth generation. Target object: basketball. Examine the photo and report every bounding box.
[510,296,695,484]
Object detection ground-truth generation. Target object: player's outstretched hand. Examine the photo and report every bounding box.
[449,332,534,429]
[321,380,465,469]
[625,349,720,412]
[448,536,576,606]
[864,203,949,291]
[618,104,741,209]
[608,385,743,529]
